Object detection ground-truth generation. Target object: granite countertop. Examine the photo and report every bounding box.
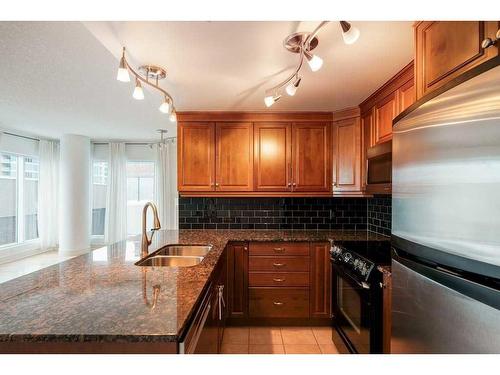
[0,229,388,345]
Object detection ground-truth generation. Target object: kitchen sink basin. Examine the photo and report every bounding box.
[136,255,203,267]
[135,244,212,267]
[154,244,213,257]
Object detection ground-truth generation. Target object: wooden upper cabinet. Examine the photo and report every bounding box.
[291,123,331,192]
[216,122,253,191]
[415,21,500,99]
[361,111,373,191]
[178,122,215,191]
[254,123,291,191]
[374,91,398,144]
[332,117,361,192]
[398,79,415,113]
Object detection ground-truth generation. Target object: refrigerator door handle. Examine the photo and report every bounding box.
[393,247,500,311]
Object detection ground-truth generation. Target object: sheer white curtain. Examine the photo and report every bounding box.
[38,140,59,250]
[104,143,127,243]
[154,140,178,229]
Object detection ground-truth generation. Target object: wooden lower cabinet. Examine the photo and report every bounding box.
[248,256,310,272]
[227,242,249,320]
[228,241,331,323]
[249,288,309,318]
[309,243,331,319]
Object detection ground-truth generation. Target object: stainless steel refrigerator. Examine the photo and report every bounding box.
[391,64,500,353]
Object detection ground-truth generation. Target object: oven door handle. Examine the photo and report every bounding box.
[331,261,371,290]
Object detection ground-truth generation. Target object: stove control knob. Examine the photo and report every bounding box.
[343,252,352,263]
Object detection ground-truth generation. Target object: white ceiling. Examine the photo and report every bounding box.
[0,21,413,141]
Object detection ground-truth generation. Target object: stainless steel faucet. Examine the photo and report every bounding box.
[141,202,161,257]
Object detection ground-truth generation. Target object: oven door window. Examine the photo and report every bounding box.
[335,268,371,353]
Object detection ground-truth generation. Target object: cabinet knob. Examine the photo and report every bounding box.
[215,182,219,187]
[273,301,284,306]
[292,182,296,187]
[482,30,500,49]
[481,37,496,49]
[272,262,285,268]
[287,182,292,187]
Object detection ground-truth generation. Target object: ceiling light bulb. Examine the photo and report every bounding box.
[169,109,177,122]
[132,79,144,100]
[264,94,281,107]
[340,21,360,45]
[304,51,323,72]
[117,56,130,82]
[159,97,171,113]
[286,76,301,96]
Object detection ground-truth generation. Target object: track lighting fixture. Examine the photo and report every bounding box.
[117,54,130,82]
[286,76,301,96]
[116,47,176,117]
[159,96,171,114]
[264,93,281,108]
[132,78,144,100]
[169,109,177,123]
[263,21,359,107]
[304,50,323,72]
[340,21,360,45]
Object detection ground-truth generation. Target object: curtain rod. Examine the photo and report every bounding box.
[92,138,176,146]
[2,131,40,142]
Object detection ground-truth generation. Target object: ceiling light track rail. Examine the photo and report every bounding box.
[264,21,360,108]
[116,47,177,122]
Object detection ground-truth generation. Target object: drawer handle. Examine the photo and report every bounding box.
[272,263,285,268]
[273,278,285,282]
[273,301,284,306]
[273,247,285,253]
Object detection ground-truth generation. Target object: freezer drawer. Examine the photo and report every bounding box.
[391,257,500,354]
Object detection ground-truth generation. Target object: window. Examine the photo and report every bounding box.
[0,153,39,247]
[91,161,108,236]
[126,161,155,235]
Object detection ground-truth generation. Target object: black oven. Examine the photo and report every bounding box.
[330,241,388,354]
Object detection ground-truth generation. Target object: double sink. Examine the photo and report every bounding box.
[135,244,213,267]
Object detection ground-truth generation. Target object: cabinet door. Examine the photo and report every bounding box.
[310,242,331,319]
[253,122,292,191]
[415,21,500,99]
[398,79,415,113]
[332,117,361,192]
[374,92,397,144]
[291,123,331,192]
[361,111,374,191]
[227,242,248,319]
[216,122,253,191]
[178,122,215,191]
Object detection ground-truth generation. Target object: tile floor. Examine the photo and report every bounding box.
[221,326,339,354]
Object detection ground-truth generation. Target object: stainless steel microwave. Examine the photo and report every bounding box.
[366,140,392,194]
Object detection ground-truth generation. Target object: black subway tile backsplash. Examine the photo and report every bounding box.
[367,195,392,236]
[178,197,369,231]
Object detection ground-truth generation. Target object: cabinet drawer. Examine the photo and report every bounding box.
[249,256,310,272]
[249,242,309,256]
[249,288,309,318]
[248,272,309,287]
